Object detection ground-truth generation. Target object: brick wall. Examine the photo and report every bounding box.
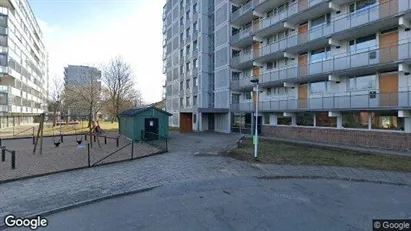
[262,125,411,151]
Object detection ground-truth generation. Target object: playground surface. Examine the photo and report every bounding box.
[0,133,164,183]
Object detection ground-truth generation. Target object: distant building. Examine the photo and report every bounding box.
[63,65,102,118]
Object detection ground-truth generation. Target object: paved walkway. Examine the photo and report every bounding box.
[0,132,411,228]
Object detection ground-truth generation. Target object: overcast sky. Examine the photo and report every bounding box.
[30,0,166,104]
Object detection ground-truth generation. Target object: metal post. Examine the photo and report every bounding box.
[61,134,64,143]
[87,143,90,167]
[105,136,107,144]
[1,147,5,162]
[0,138,2,147]
[254,83,259,161]
[116,137,119,147]
[32,127,35,145]
[85,134,87,141]
[12,116,14,136]
[166,136,168,152]
[11,151,15,169]
[131,141,134,160]
[93,135,96,142]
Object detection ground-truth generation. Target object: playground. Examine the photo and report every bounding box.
[0,114,167,183]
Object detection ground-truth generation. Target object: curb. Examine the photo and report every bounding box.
[0,186,158,230]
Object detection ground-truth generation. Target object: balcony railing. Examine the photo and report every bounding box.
[231,91,411,112]
[231,26,253,43]
[231,1,253,21]
[259,42,410,85]
[231,76,255,90]
[257,0,402,59]
[258,0,323,33]
[232,52,253,66]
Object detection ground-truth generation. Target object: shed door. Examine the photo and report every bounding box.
[144,118,159,140]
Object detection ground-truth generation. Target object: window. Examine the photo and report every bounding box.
[232,94,240,103]
[371,111,404,130]
[180,81,184,90]
[193,40,197,50]
[193,3,197,13]
[342,112,369,129]
[245,91,252,100]
[310,47,331,63]
[180,65,184,73]
[193,22,197,32]
[186,79,190,88]
[310,81,329,94]
[186,45,190,54]
[186,28,190,38]
[180,0,184,10]
[180,33,184,43]
[180,49,184,58]
[0,93,7,105]
[193,96,197,106]
[349,34,376,53]
[296,112,314,126]
[266,88,271,95]
[193,59,197,68]
[267,62,275,70]
[263,114,270,125]
[284,58,288,66]
[186,62,190,72]
[349,0,377,13]
[311,13,331,29]
[278,117,292,125]
[267,34,277,44]
[180,17,184,26]
[186,97,190,106]
[0,54,6,66]
[193,77,198,87]
[316,113,337,127]
[186,10,190,20]
[180,97,184,106]
[349,75,376,90]
[272,87,288,95]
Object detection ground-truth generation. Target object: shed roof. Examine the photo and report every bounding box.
[118,106,172,117]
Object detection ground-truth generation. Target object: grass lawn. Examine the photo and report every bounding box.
[42,121,119,136]
[226,139,411,173]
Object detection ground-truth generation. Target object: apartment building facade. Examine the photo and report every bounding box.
[0,0,48,128]
[165,0,411,150]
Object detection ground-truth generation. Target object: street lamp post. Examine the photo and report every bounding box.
[250,78,259,161]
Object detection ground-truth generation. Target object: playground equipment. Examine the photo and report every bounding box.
[75,128,83,145]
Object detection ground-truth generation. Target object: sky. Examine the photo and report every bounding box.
[30,0,166,104]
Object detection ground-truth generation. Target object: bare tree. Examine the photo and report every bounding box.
[48,76,64,127]
[64,66,103,127]
[102,56,141,122]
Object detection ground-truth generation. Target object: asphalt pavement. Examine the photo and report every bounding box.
[5,176,411,231]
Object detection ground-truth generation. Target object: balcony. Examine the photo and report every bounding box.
[231,91,411,113]
[231,26,253,47]
[255,0,327,37]
[259,42,411,87]
[231,76,256,90]
[231,1,254,26]
[231,52,253,69]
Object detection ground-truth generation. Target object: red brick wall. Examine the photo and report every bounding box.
[262,125,411,151]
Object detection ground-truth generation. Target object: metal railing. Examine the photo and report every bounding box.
[256,42,409,85]
[232,52,253,66]
[231,91,411,112]
[140,130,168,152]
[232,26,253,43]
[258,0,324,33]
[256,0,402,59]
[231,0,254,21]
[231,76,256,90]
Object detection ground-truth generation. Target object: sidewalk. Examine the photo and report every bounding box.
[0,132,411,228]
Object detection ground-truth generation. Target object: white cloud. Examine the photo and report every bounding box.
[43,2,165,104]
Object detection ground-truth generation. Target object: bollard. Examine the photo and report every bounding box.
[61,134,64,143]
[87,143,91,167]
[104,136,107,144]
[32,135,35,145]
[1,147,5,162]
[11,151,15,169]
[116,137,119,147]
[131,141,134,160]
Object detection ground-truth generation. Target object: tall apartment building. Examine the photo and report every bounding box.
[165,0,411,150]
[0,0,48,127]
[64,65,101,117]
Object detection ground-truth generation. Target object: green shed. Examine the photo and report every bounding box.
[118,106,172,141]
